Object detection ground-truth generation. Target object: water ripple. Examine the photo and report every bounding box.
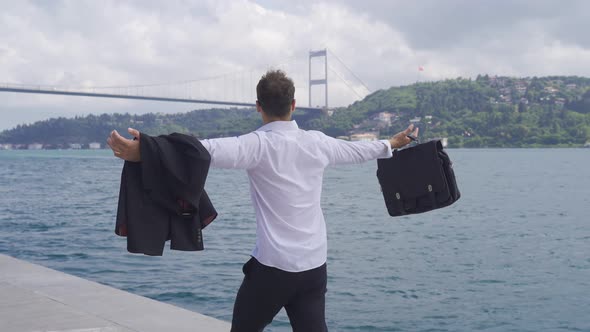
[1,149,589,332]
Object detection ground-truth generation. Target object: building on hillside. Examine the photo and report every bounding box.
[555,98,566,108]
[0,144,13,150]
[515,85,527,95]
[27,143,43,150]
[376,112,393,125]
[43,144,61,150]
[370,112,394,129]
[350,133,378,142]
[88,142,101,149]
[566,84,577,90]
[69,143,82,149]
[544,86,559,94]
[489,76,507,87]
[322,109,334,116]
[410,117,422,123]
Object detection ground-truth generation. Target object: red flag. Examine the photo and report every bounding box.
[418,66,424,71]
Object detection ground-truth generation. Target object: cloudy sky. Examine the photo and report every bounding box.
[1,0,589,130]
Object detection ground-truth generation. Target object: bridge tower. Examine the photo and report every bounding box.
[308,49,328,109]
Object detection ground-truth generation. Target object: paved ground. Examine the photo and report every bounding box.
[0,254,231,332]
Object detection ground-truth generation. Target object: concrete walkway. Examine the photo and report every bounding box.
[0,254,230,332]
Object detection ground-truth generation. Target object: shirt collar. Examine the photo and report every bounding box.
[256,120,299,132]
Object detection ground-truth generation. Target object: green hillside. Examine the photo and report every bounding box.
[2,75,590,148]
[319,75,590,147]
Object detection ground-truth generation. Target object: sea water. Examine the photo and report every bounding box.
[0,149,589,331]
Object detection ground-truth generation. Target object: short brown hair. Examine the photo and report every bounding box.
[256,69,295,118]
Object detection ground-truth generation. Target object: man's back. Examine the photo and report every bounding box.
[201,120,392,272]
[247,121,331,272]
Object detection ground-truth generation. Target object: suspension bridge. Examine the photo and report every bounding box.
[0,49,371,113]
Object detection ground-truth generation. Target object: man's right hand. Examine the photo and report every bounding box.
[106,128,141,162]
[389,124,419,149]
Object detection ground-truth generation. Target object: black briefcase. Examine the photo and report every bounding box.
[376,139,460,216]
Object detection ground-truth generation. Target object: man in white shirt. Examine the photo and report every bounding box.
[107,70,418,331]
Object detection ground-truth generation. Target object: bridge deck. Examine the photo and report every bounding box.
[0,87,323,112]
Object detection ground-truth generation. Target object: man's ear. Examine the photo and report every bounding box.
[256,101,263,113]
[290,99,296,113]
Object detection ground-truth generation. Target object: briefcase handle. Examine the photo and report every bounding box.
[406,134,419,143]
[394,135,420,152]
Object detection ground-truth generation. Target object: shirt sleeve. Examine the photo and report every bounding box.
[200,132,262,169]
[324,136,393,166]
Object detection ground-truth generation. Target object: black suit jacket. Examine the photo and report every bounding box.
[115,132,217,256]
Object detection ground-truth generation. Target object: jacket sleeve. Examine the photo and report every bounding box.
[200,132,262,170]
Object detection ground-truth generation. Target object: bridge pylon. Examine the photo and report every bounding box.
[308,49,328,109]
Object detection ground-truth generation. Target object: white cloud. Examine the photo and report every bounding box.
[1,0,589,130]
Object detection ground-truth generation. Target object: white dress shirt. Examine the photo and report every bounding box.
[201,120,392,272]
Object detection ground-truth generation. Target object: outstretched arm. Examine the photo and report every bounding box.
[106,128,262,170]
[327,124,419,166]
[200,132,262,169]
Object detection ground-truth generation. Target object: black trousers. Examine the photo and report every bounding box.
[231,257,328,332]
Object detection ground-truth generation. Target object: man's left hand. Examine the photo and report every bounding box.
[106,128,141,162]
[389,124,419,149]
